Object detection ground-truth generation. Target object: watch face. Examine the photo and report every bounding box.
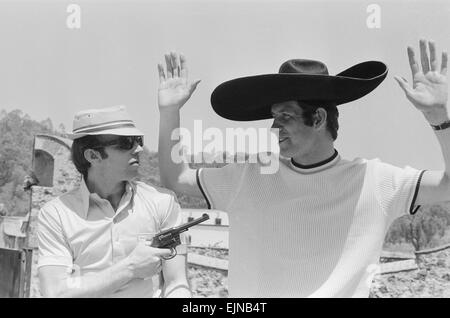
[432,121,450,130]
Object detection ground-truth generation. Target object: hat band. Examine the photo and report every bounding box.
[73,120,136,134]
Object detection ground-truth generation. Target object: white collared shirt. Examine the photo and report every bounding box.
[37,179,186,297]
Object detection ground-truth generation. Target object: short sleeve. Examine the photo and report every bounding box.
[197,163,245,211]
[37,204,73,269]
[371,160,425,223]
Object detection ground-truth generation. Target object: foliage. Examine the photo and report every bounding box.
[0,109,64,216]
[385,204,450,250]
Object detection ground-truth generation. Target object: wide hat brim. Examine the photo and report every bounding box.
[211,61,388,121]
[67,127,144,140]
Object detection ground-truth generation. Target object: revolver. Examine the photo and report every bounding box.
[150,213,209,259]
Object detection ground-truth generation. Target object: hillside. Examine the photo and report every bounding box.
[0,110,64,217]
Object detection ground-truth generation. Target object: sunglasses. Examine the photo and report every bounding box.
[93,136,144,151]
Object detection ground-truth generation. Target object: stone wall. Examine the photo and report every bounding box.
[26,134,81,248]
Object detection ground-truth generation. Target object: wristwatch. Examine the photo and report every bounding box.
[431,120,450,131]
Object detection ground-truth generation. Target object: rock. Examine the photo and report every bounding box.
[437,259,446,267]
[416,269,428,279]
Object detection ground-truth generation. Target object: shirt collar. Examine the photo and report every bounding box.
[288,149,340,174]
[78,177,135,219]
[79,177,91,219]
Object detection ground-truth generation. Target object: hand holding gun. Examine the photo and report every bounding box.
[150,214,209,260]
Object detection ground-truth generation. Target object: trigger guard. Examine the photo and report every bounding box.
[162,247,177,260]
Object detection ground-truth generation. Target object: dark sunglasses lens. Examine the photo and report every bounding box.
[136,136,143,147]
[118,136,143,150]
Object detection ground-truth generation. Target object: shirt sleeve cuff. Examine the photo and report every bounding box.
[409,170,426,215]
[196,169,212,209]
[37,256,73,269]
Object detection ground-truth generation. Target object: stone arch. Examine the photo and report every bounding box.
[32,150,54,187]
[27,134,80,249]
[33,134,75,187]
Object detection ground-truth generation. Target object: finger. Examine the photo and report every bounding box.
[441,51,448,75]
[394,76,413,96]
[146,246,173,257]
[180,53,188,79]
[164,54,173,79]
[157,64,166,83]
[407,47,419,78]
[419,39,430,74]
[429,40,437,72]
[171,52,180,78]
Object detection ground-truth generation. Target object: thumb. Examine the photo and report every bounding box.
[189,79,201,93]
[394,76,412,95]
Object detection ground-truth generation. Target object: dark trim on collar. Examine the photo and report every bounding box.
[291,149,338,169]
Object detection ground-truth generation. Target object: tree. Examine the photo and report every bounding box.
[385,204,450,250]
[0,109,62,216]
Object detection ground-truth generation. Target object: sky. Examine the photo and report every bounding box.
[0,0,449,170]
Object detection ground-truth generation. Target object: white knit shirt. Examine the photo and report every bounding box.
[198,153,424,297]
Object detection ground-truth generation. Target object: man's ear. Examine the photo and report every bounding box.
[313,108,328,130]
[84,149,102,165]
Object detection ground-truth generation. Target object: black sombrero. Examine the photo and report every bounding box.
[210,59,388,121]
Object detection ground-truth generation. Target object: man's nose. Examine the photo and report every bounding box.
[134,144,144,153]
[271,119,282,129]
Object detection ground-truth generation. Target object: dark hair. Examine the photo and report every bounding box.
[71,135,109,179]
[297,101,339,140]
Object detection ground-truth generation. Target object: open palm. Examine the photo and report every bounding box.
[406,71,447,111]
[158,52,200,110]
[396,40,448,114]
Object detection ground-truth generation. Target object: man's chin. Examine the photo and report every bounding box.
[279,147,294,158]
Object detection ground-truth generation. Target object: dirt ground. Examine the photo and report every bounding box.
[30,247,450,298]
[370,248,450,298]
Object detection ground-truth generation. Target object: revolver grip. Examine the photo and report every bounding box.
[151,234,181,249]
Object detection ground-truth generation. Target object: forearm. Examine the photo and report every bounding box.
[434,128,450,176]
[424,108,450,175]
[416,109,450,204]
[397,40,450,204]
[164,280,192,298]
[55,258,134,298]
[158,109,191,190]
[161,255,192,298]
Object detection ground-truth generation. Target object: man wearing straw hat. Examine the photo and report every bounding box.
[157,40,449,297]
[37,105,191,297]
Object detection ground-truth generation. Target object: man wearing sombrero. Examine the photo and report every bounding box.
[157,39,449,297]
[37,105,191,297]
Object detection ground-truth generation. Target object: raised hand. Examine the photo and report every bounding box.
[395,40,448,124]
[158,52,201,111]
